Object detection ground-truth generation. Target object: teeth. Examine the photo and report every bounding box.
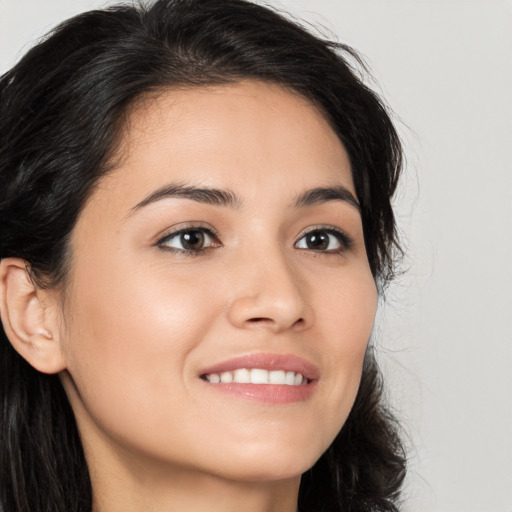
[250,368,268,384]
[204,368,307,385]
[209,373,221,384]
[234,368,250,383]
[220,371,233,383]
[269,370,285,384]
[286,371,296,385]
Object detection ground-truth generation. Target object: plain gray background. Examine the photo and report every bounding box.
[1,1,511,511]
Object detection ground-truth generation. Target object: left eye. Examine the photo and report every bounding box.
[295,229,350,253]
[158,228,218,252]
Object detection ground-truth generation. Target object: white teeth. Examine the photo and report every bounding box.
[220,371,233,383]
[233,368,251,383]
[250,368,268,384]
[286,371,296,385]
[204,368,307,385]
[269,370,285,384]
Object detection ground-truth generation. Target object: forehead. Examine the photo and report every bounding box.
[89,80,355,222]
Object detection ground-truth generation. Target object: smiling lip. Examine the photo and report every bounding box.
[199,353,319,404]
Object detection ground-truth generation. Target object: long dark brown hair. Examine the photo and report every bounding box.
[0,1,406,510]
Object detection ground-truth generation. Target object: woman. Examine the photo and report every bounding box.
[0,0,406,511]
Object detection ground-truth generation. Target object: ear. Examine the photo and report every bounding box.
[0,258,66,374]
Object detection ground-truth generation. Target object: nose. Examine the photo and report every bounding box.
[226,249,313,334]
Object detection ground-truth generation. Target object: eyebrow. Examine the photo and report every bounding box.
[130,183,241,213]
[129,183,359,215]
[294,186,360,211]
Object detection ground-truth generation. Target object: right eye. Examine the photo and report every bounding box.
[157,227,220,254]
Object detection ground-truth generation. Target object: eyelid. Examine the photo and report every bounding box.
[294,225,353,252]
[156,221,219,240]
[155,222,221,253]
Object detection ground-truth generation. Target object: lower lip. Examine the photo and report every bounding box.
[201,381,317,404]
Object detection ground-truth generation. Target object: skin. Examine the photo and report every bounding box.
[2,81,377,512]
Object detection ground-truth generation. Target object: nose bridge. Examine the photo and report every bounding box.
[226,238,312,332]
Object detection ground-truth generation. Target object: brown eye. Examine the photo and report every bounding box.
[304,232,330,251]
[180,230,205,251]
[295,228,351,253]
[158,227,219,253]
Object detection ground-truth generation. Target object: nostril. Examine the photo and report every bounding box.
[292,318,306,328]
[246,316,306,328]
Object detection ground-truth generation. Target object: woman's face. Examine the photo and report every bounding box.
[58,81,377,483]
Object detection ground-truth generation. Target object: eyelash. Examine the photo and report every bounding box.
[156,224,353,256]
[156,224,221,257]
[295,226,353,255]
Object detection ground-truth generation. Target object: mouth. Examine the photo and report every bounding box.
[201,368,309,386]
[198,353,318,404]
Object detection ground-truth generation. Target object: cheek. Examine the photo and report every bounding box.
[320,263,377,348]
[60,257,220,437]
[316,267,377,425]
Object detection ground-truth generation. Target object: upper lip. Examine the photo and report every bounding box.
[199,353,320,381]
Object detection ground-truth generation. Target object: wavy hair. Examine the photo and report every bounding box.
[0,1,406,510]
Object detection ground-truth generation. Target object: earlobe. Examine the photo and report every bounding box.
[0,258,66,374]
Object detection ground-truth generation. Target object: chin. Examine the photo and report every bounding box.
[213,460,315,483]
[202,438,328,483]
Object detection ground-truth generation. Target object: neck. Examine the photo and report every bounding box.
[82,428,300,512]
[90,461,300,512]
